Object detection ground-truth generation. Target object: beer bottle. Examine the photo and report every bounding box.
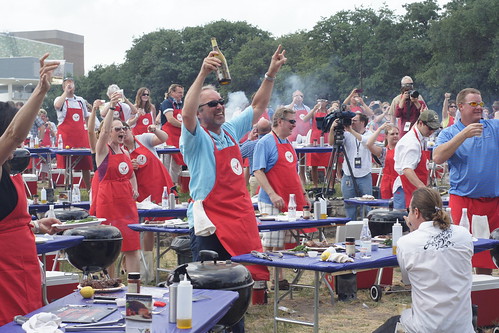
[211,37,231,85]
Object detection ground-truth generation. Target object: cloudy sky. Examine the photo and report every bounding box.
[4,0,450,73]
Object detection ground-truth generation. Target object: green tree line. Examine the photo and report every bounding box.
[42,0,498,117]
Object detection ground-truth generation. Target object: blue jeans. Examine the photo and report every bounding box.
[342,173,373,220]
[393,186,406,209]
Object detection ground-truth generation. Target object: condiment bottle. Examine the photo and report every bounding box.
[459,208,470,232]
[57,134,63,150]
[169,192,176,209]
[392,219,402,255]
[127,272,141,293]
[313,200,321,220]
[303,205,310,219]
[345,237,356,258]
[211,37,231,85]
[288,194,297,221]
[176,274,193,329]
[47,205,56,219]
[161,186,168,209]
[169,267,181,323]
[40,188,47,204]
[359,218,372,259]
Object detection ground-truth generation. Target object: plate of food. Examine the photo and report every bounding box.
[354,194,376,201]
[259,215,277,221]
[79,278,125,292]
[54,217,106,230]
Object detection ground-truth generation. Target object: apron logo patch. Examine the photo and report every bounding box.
[299,114,305,120]
[230,158,243,175]
[136,155,147,165]
[118,162,129,175]
[113,111,120,118]
[142,118,150,125]
[285,151,294,163]
[72,113,80,122]
[176,113,183,122]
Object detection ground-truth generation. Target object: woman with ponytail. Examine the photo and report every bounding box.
[374,187,475,333]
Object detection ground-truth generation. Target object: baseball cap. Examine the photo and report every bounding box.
[418,109,440,130]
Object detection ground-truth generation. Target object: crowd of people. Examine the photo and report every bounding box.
[0,46,498,332]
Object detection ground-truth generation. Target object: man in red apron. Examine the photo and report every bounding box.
[180,46,287,332]
[54,78,92,188]
[160,84,185,185]
[394,110,440,206]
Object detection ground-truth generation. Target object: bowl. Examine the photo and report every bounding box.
[308,251,319,258]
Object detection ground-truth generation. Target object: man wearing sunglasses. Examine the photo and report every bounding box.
[434,88,499,275]
[441,92,457,128]
[394,109,440,207]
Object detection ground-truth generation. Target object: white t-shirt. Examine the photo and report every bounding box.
[342,130,373,178]
[394,126,424,175]
[54,96,89,125]
[398,222,474,333]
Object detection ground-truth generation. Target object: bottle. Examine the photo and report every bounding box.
[50,136,56,148]
[211,37,231,85]
[359,218,372,259]
[303,205,310,219]
[345,237,356,258]
[34,136,40,148]
[169,270,181,324]
[392,219,403,255]
[445,207,453,224]
[288,194,297,221]
[161,186,168,209]
[176,274,193,329]
[72,185,81,203]
[40,188,47,204]
[169,192,176,209]
[127,272,141,293]
[313,200,321,220]
[29,135,34,148]
[57,134,63,150]
[47,204,56,219]
[459,208,470,232]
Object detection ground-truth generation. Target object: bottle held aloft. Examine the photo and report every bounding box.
[211,37,231,85]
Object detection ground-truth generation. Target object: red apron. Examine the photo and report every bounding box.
[201,130,269,281]
[400,128,430,206]
[41,125,52,147]
[56,100,92,170]
[289,108,311,142]
[95,146,140,252]
[130,138,174,203]
[450,194,499,269]
[132,112,153,136]
[113,103,125,121]
[88,169,99,216]
[0,174,41,325]
[380,148,397,199]
[162,106,185,166]
[307,111,331,166]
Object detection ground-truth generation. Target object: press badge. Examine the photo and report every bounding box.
[354,157,362,168]
[404,121,411,132]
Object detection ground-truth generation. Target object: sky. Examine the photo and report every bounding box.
[3,0,450,74]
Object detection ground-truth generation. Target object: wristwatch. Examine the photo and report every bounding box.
[109,107,116,110]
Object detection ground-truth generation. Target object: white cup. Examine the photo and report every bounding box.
[308,251,318,258]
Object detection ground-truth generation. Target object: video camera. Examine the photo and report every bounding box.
[319,106,356,133]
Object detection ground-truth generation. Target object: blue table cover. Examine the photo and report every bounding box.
[36,235,84,255]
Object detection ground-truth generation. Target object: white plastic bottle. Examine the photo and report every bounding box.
[57,134,63,150]
[161,186,168,209]
[360,218,372,259]
[459,208,470,232]
[288,194,297,221]
[176,274,192,329]
[40,188,47,204]
[392,219,403,255]
[47,204,56,219]
[72,185,81,203]
[445,207,453,224]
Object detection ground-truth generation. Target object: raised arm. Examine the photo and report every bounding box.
[88,100,104,152]
[441,93,451,122]
[366,123,389,157]
[147,124,168,146]
[96,92,120,166]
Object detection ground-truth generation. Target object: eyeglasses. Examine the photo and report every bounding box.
[282,118,297,125]
[199,98,225,108]
[464,101,484,107]
[113,126,129,132]
[449,105,457,108]
[142,93,149,96]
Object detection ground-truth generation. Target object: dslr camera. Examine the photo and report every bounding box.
[408,90,420,99]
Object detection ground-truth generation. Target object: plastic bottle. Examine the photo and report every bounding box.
[72,185,81,203]
[161,186,168,209]
[445,207,453,224]
[169,192,176,209]
[47,204,56,219]
[459,208,470,232]
[313,200,321,220]
[176,274,193,329]
[169,266,182,324]
[40,188,47,204]
[288,194,297,221]
[29,135,34,148]
[34,136,40,148]
[392,219,403,255]
[57,134,63,150]
[211,37,231,85]
[359,218,372,259]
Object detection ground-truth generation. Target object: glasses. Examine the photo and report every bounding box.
[142,93,149,96]
[293,95,304,98]
[464,101,484,107]
[113,126,129,132]
[449,105,457,108]
[282,118,297,125]
[199,98,225,108]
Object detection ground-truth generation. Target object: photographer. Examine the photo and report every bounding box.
[328,113,373,220]
[395,86,427,137]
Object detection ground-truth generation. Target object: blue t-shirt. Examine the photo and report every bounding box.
[180,106,254,226]
[159,98,182,126]
[436,119,499,198]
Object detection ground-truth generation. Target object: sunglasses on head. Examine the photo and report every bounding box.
[114,126,129,132]
[199,98,225,108]
[142,93,149,96]
[282,118,297,125]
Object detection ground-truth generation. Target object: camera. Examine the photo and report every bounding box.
[319,106,356,133]
[409,90,420,99]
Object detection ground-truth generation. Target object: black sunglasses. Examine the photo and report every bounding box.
[199,98,225,108]
[142,93,150,96]
[282,118,297,125]
[114,126,130,132]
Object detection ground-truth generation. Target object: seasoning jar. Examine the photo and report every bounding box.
[345,237,356,258]
[303,205,311,219]
[32,194,39,205]
[127,272,141,293]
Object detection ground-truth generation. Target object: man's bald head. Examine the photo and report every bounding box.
[256,118,271,136]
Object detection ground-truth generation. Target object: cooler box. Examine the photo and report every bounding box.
[179,170,190,193]
[22,173,38,197]
[38,252,60,271]
[471,274,499,327]
[46,271,80,303]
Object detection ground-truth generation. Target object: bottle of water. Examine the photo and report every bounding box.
[360,218,372,258]
[72,185,81,203]
[47,204,56,219]
[57,134,63,150]
[161,186,168,209]
[288,194,297,221]
[459,208,470,232]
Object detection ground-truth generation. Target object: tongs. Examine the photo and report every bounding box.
[63,317,125,331]
[251,250,273,261]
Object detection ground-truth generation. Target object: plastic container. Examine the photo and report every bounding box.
[176,274,193,329]
[40,187,47,204]
[392,219,403,255]
[288,194,297,221]
[459,208,470,232]
[161,186,168,209]
[359,218,372,259]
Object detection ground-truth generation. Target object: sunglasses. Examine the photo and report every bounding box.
[142,93,149,96]
[199,98,225,108]
[282,118,297,125]
[114,126,130,132]
[449,105,457,108]
[465,101,484,107]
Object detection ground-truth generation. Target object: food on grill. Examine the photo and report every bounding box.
[80,278,122,289]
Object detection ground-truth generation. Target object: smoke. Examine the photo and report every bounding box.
[225,91,250,121]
